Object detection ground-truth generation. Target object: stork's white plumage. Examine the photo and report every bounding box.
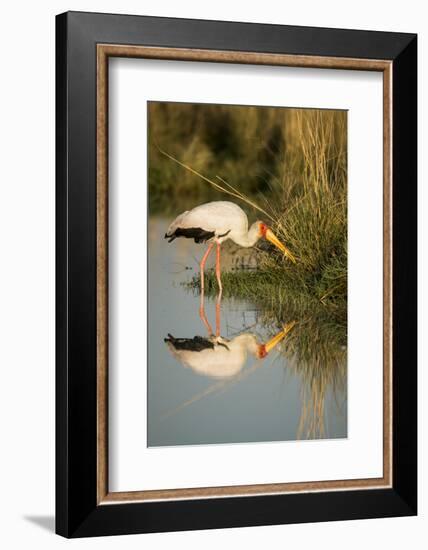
[165,200,295,291]
[165,333,262,379]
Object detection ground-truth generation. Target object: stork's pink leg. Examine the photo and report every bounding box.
[215,242,223,294]
[199,242,214,293]
[199,291,213,335]
[215,293,222,337]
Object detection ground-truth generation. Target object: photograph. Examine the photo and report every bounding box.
[147,101,348,447]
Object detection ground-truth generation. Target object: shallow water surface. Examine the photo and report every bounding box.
[148,218,347,447]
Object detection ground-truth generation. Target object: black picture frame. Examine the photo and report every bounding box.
[56,11,417,538]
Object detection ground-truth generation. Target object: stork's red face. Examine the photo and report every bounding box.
[257,344,268,359]
[259,222,268,237]
[256,322,296,359]
[258,222,296,263]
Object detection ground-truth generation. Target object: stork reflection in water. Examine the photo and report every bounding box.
[165,292,295,380]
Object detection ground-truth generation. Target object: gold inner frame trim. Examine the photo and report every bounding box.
[96,44,393,505]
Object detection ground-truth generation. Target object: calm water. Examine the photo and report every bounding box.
[148,218,347,447]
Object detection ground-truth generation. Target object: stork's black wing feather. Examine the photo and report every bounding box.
[165,227,216,244]
[164,335,215,352]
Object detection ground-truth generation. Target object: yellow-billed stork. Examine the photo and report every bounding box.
[165,201,296,291]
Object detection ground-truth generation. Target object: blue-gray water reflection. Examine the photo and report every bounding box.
[148,218,347,447]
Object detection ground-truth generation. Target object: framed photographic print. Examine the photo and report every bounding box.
[56,11,417,537]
